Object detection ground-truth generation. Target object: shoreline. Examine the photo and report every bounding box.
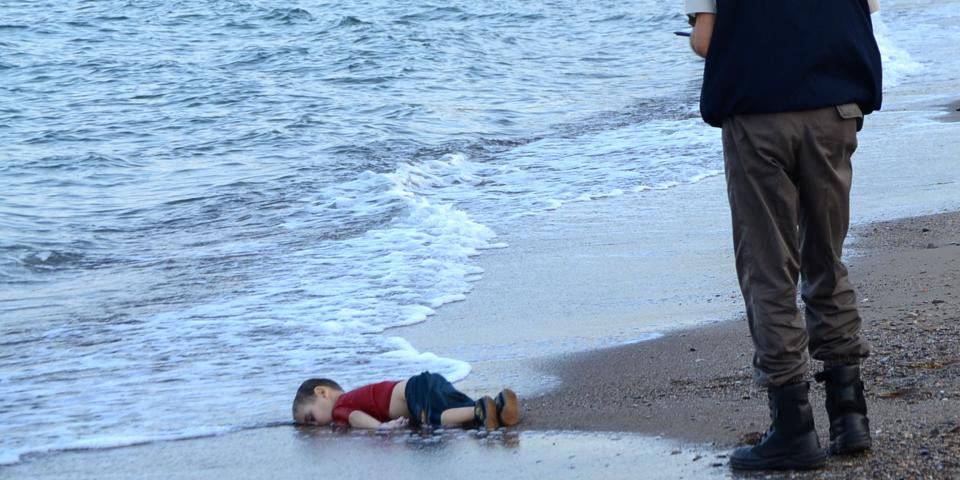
[5,101,958,477]
[5,211,957,480]
[390,90,960,402]
[522,210,960,478]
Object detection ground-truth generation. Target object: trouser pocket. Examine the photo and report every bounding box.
[835,103,864,131]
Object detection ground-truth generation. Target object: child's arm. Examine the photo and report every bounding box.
[347,411,409,429]
[347,411,383,428]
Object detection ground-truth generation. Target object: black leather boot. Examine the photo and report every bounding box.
[815,364,872,454]
[730,382,827,470]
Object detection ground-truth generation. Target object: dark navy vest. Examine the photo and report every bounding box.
[700,0,883,127]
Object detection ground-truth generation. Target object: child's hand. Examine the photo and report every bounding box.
[378,417,410,430]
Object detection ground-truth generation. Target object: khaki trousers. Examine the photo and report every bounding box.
[722,104,871,388]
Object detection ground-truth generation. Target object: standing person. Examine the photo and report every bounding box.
[685,0,882,471]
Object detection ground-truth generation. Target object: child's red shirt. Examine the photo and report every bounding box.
[331,380,400,425]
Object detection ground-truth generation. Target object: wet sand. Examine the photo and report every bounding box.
[936,100,960,122]
[0,427,728,479]
[525,211,960,478]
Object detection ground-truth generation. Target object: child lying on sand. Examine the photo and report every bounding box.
[292,371,521,430]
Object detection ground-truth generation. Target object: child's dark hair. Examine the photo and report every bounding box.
[292,378,342,419]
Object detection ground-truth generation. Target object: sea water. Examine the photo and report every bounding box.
[0,0,943,465]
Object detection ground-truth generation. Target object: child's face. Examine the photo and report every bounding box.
[298,398,333,425]
[295,388,337,425]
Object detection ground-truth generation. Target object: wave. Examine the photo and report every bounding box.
[873,15,923,88]
[262,8,314,23]
[9,153,143,171]
[336,15,371,28]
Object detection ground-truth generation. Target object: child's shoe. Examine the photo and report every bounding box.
[495,388,521,426]
[474,396,500,430]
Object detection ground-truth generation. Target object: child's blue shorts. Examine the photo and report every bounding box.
[404,371,474,427]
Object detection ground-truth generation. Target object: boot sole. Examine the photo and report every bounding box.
[730,449,827,471]
[497,389,521,426]
[830,435,872,455]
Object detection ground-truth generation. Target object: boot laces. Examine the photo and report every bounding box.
[760,424,775,443]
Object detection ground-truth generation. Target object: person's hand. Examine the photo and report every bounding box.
[690,13,715,59]
[378,417,410,430]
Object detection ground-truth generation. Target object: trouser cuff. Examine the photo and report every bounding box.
[822,358,862,369]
